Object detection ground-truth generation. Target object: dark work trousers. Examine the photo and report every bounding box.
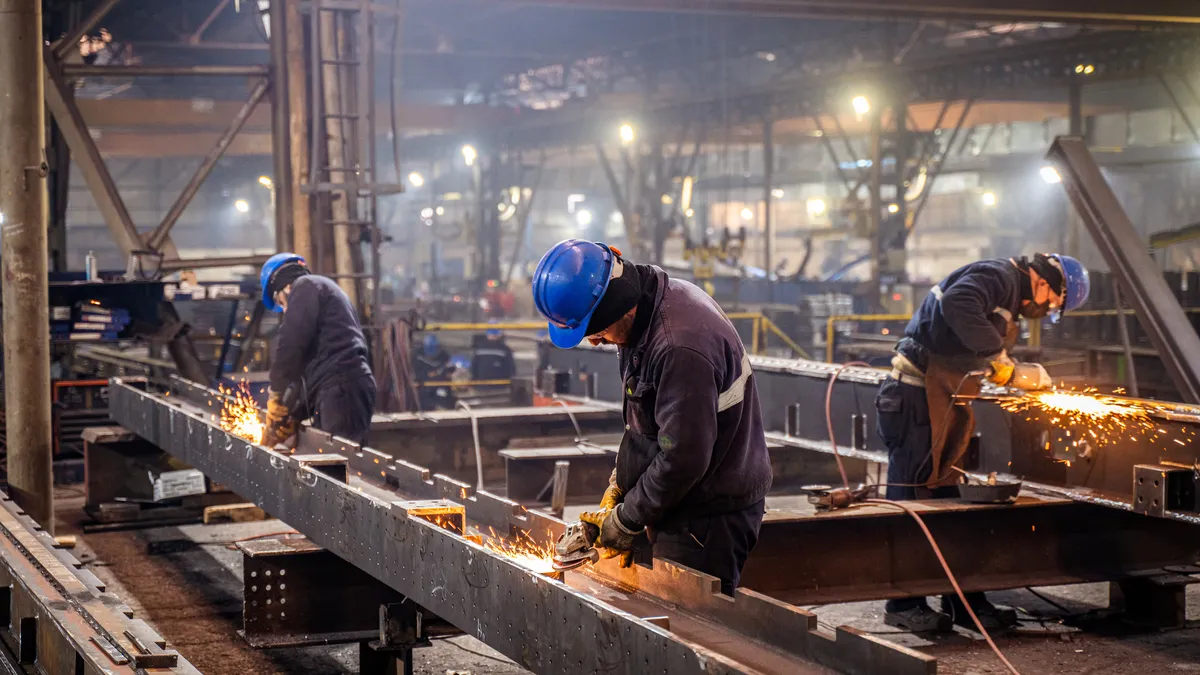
[312,375,376,445]
[876,376,984,613]
[649,499,766,596]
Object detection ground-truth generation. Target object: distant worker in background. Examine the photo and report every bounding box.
[876,253,1090,632]
[470,321,516,383]
[414,334,455,410]
[260,253,376,447]
[534,239,772,595]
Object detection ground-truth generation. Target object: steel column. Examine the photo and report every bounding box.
[762,116,774,276]
[269,0,293,252]
[286,0,313,261]
[1048,137,1200,404]
[146,78,270,251]
[0,0,52,532]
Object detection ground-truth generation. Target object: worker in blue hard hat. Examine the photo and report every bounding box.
[259,253,375,447]
[533,239,772,596]
[470,319,515,384]
[876,252,1090,633]
[414,334,454,410]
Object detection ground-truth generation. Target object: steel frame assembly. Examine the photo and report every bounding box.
[0,493,199,674]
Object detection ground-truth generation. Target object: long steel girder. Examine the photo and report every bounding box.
[111,378,934,675]
[541,345,1200,520]
[1047,137,1200,405]
[491,0,1200,24]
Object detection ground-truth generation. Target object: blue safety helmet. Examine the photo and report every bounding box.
[485,319,502,339]
[532,239,617,349]
[1050,253,1090,318]
[423,334,440,356]
[260,252,306,312]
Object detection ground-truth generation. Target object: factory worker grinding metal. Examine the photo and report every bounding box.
[535,239,772,596]
[877,252,1090,632]
[259,253,376,448]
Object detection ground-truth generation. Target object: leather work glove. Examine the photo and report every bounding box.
[1009,362,1053,391]
[579,504,643,568]
[987,351,1016,386]
[599,468,623,510]
[262,388,298,448]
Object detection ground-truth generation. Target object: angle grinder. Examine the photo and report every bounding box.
[802,484,877,511]
[550,521,600,571]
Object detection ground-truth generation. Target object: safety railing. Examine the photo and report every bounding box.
[825,314,912,363]
[727,312,811,359]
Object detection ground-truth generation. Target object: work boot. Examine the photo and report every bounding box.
[884,602,953,633]
[941,593,1018,632]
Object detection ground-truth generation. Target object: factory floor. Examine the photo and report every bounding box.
[56,488,1200,675]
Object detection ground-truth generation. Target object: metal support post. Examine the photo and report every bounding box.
[269,0,293,252]
[0,0,53,532]
[320,10,358,304]
[146,78,269,251]
[1065,79,1085,257]
[867,108,883,287]
[286,0,312,261]
[762,116,774,276]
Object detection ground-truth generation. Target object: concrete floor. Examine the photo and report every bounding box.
[56,488,1200,675]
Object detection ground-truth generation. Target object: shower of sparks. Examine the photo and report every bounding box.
[476,527,557,574]
[218,382,265,445]
[999,387,1196,448]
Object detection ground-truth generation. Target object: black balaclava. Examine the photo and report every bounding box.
[585,257,642,336]
[268,261,311,300]
[1013,254,1065,319]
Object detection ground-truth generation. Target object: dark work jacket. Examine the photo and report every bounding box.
[899,259,1022,372]
[615,266,772,529]
[269,275,373,408]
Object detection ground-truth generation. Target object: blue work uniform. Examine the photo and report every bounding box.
[875,259,1023,613]
[615,265,773,595]
[270,275,376,444]
[876,259,1023,498]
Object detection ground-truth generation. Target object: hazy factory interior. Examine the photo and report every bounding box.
[1,1,1200,674]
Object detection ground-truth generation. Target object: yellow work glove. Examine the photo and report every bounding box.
[579,506,639,568]
[988,351,1015,386]
[599,469,623,510]
[262,389,297,447]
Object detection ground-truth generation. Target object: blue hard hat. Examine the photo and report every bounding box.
[485,319,501,339]
[423,334,440,356]
[532,239,617,349]
[1051,253,1090,313]
[260,252,305,312]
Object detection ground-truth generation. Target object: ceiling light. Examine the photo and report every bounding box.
[619,123,635,146]
[740,207,754,221]
[1040,166,1062,184]
[408,172,425,188]
[234,199,250,213]
[806,197,826,218]
[852,95,870,116]
[461,144,477,166]
[576,209,593,227]
[982,191,997,207]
